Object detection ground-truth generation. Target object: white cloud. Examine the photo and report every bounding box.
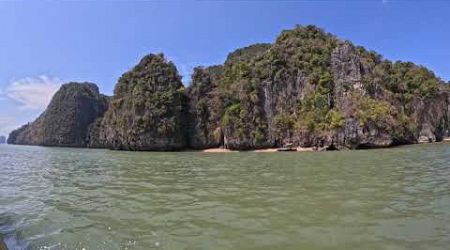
[3,75,62,110]
[0,116,18,137]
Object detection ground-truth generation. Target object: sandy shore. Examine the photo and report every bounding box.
[200,140,449,153]
[296,147,315,152]
[202,148,235,153]
[252,148,278,152]
[202,147,316,153]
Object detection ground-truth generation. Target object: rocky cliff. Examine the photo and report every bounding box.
[187,25,449,150]
[7,82,109,147]
[187,65,224,149]
[88,54,188,151]
[9,25,450,151]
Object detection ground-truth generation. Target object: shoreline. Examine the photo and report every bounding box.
[4,138,449,153]
[200,139,450,153]
[201,148,235,153]
[201,147,316,153]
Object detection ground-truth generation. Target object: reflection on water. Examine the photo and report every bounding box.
[0,143,449,249]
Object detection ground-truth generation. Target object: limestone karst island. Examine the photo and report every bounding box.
[7,26,450,151]
[1,1,450,250]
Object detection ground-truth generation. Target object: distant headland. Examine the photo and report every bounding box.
[7,25,450,151]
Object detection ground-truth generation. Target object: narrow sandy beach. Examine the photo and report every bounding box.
[201,147,317,153]
[252,148,278,152]
[202,148,235,153]
[296,147,315,152]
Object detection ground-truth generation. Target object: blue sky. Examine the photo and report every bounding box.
[0,0,449,136]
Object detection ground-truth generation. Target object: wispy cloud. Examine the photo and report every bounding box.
[3,75,62,110]
[0,115,18,137]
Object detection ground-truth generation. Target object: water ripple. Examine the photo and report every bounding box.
[0,143,449,249]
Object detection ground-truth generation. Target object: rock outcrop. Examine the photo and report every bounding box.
[187,25,450,150]
[89,54,188,151]
[9,25,450,151]
[187,65,224,149]
[7,82,109,147]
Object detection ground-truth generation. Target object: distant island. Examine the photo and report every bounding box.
[7,25,450,151]
[0,136,6,144]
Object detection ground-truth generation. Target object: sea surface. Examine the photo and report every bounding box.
[0,143,449,250]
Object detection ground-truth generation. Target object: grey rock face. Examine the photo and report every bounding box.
[416,91,449,142]
[330,42,393,149]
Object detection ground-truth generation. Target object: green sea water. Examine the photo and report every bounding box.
[0,143,449,250]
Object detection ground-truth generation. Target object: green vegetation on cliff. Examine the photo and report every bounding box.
[92,54,187,150]
[9,25,450,150]
[8,82,108,147]
[188,25,449,150]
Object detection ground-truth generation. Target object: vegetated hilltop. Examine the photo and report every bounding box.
[188,25,449,150]
[9,25,450,151]
[88,54,188,151]
[7,82,109,147]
